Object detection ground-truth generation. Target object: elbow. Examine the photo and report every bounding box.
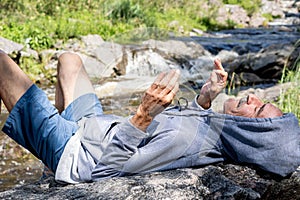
[91,163,128,181]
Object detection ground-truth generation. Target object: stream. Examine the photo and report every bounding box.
[0,23,299,191]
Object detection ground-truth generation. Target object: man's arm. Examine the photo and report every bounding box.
[130,69,180,131]
[197,59,228,109]
[90,70,185,180]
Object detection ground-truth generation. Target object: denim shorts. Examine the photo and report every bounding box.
[2,84,103,172]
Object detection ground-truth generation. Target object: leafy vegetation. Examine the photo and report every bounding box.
[1,0,298,120]
[0,0,262,51]
[276,41,300,120]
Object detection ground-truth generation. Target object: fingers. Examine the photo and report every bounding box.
[153,72,166,85]
[172,82,179,95]
[212,70,228,84]
[151,72,166,89]
[211,59,227,83]
[140,70,180,118]
[152,69,180,94]
[214,58,224,71]
[164,69,180,91]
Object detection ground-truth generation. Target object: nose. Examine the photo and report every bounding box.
[247,94,263,106]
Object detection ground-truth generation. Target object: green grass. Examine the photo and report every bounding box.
[2,0,298,120]
[276,41,300,120]
[0,0,262,51]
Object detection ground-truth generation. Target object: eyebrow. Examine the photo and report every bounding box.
[257,103,268,117]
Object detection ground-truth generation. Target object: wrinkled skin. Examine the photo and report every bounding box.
[223,94,283,118]
[130,69,180,131]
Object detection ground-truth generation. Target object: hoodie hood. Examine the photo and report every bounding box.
[209,112,300,176]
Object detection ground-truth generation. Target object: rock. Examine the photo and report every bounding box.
[94,75,155,98]
[217,5,250,27]
[250,43,294,78]
[222,42,297,85]
[286,40,300,70]
[0,163,299,199]
[216,50,239,62]
[81,34,104,51]
[189,56,216,81]
[86,41,126,78]
[80,51,123,78]
[122,38,211,82]
[249,13,267,28]
[80,34,127,77]
[0,37,38,60]
[261,0,285,18]
[0,37,24,54]
[191,28,204,36]
[296,1,300,11]
[125,48,179,76]
[142,39,211,60]
[239,72,265,84]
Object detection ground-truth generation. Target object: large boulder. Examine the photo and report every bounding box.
[222,43,297,85]
[0,164,299,199]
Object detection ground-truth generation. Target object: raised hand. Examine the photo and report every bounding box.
[131,69,180,131]
[197,59,228,109]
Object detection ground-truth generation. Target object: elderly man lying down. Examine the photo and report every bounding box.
[0,51,299,183]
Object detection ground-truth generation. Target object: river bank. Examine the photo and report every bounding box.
[0,0,299,197]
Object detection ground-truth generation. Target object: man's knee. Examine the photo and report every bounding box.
[0,51,9,62]
[58,52,83,73]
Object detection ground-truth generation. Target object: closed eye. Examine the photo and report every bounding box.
[256,103,268,117]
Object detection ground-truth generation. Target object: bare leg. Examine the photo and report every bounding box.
[55,52,95,113]
[0,52,33,112]
[43,52,95,176]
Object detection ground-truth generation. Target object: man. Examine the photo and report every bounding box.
[0,51,299,184]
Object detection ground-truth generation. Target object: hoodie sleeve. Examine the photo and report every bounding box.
[220,113,300,177]
[91,114,194,180]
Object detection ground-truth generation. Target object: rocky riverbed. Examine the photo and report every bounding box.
[0,0,299,198]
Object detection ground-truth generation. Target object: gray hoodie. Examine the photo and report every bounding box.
[55,98,300,183]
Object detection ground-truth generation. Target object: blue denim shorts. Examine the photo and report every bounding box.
[2,84,103,172]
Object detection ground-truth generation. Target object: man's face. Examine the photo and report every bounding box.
[223,94,283,118]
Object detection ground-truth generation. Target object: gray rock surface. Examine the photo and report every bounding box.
[0,164,299,199]
[0,37,24,54]
[0,37,38,59]
[216,4,250,26]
